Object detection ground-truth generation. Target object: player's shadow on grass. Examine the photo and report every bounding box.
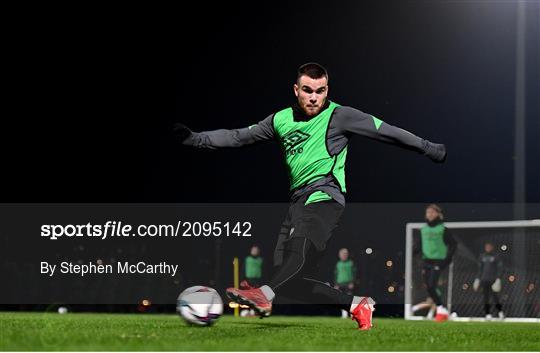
[235,321,307,329]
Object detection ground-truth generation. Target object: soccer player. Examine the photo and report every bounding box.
[176,63,447,330]
[415,204,456,321]
[244,245,263,288]
[334,248,356,318]
[473,242,504,320]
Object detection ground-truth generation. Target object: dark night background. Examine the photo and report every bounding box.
[3,1,540,316]
[5,1,539,203]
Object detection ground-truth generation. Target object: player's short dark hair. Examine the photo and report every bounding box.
[297,62,328,82]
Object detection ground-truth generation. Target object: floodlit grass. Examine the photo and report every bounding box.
[1,312,539,351]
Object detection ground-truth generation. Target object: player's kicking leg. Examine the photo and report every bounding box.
[227,279,375,329]
[227,237,376,329]
[226,285,274,317]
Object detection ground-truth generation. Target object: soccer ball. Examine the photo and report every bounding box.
[176,286,223,326]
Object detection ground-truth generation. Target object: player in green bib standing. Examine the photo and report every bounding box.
[417,204,457,321]
[334,248,357,318]
[244,245,263,288]
[175,63,447,330]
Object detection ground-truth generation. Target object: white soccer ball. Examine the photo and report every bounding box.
[57,306,68,314]
[176,286,223,326]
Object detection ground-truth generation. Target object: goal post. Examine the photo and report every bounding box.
[405,220,540,322]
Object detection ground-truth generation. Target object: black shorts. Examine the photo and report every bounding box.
[273,195,344,266]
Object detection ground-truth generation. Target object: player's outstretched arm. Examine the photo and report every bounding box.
[334,106,447,162]
[174,115,275,149]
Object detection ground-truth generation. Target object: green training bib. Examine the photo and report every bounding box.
[273,101,347,192]
[420,223,448,260]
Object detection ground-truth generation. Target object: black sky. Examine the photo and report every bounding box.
[5,1,539,203]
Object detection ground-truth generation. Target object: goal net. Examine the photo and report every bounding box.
[405,220,540,322]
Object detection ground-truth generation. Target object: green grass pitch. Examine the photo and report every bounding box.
[1,312,539,351]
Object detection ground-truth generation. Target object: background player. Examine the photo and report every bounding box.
[334,248,357,318]
[244,245,263,288]
[473,242,504,320]
[415,204,457,321]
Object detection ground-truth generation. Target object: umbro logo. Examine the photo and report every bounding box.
[282,130,310,153]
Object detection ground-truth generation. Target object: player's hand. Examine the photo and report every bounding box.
[173,123,193,143]
[491,278,501,292]
[424,141,447,163]
[473,278,480,291]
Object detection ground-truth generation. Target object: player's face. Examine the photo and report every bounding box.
[425,208,440,222]
[251,247,260,256]
[485,243,494,253]
[339,249,349,261]
[294,75,328,116]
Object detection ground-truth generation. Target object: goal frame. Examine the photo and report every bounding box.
[404,219,540,323]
